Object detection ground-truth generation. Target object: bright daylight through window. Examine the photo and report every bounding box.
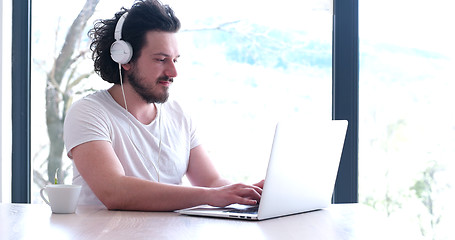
[31,0,332,202]
[360,1,455,239]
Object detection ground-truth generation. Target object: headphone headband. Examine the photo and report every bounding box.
[114,12,129,41]
[110,11,133,64]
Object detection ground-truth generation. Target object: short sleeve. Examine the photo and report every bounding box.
[63,99,112,159]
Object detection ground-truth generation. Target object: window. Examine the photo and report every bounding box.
[359,0,455,239]
[28,0,335,202]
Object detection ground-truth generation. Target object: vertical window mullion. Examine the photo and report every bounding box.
[11,0,31,203]
[332,0,359,203]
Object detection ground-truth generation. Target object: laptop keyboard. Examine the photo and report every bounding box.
[223,205,259,214]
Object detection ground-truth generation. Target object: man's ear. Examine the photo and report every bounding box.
[122,63,132,71]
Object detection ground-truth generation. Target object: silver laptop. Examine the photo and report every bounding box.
[177,119,348,221]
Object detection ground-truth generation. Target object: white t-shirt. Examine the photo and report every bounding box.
[63,90,201,205]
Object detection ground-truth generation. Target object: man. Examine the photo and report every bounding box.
[63,0,263,211]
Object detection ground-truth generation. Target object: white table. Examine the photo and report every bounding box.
[0,203,416,240]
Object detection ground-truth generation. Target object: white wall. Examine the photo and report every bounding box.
[1,0,12,203]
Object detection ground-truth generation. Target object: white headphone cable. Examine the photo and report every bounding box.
[157,103,163,179]
[118,63,128,111]
[118,63,162,182]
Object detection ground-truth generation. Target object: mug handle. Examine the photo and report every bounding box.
[40,188,51,205]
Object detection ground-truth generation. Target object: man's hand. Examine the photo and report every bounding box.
[206,183,263,207]
[253,179,265,189]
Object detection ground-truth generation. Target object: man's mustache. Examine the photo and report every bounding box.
[158,76,174,83]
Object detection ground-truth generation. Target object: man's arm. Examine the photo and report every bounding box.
[186,145,263,207]
[186,145,230,187]
[71,141,261,211]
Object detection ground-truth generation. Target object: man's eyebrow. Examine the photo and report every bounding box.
[153,53,180,58]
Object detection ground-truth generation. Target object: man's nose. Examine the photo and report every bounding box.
[165,61,177,78]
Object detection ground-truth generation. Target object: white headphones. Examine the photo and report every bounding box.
[111,12,164,182]
[110,12,133,64]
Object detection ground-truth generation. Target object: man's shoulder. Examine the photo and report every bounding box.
[66,90,112,118]
[70,90,108,108]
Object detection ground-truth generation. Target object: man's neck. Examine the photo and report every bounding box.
[108,85,157,125]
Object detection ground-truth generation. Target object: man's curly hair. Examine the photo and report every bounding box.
[88,0,180,84]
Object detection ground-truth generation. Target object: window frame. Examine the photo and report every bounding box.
[11,0,359,203]
[11,0,31,203]
[332,0,359,203]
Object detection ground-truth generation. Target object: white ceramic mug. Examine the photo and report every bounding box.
[40,184,82,214]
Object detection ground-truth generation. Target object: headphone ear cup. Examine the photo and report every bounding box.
[110,40,133,64]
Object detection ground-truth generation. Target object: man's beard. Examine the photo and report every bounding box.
[127,68,172,104]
